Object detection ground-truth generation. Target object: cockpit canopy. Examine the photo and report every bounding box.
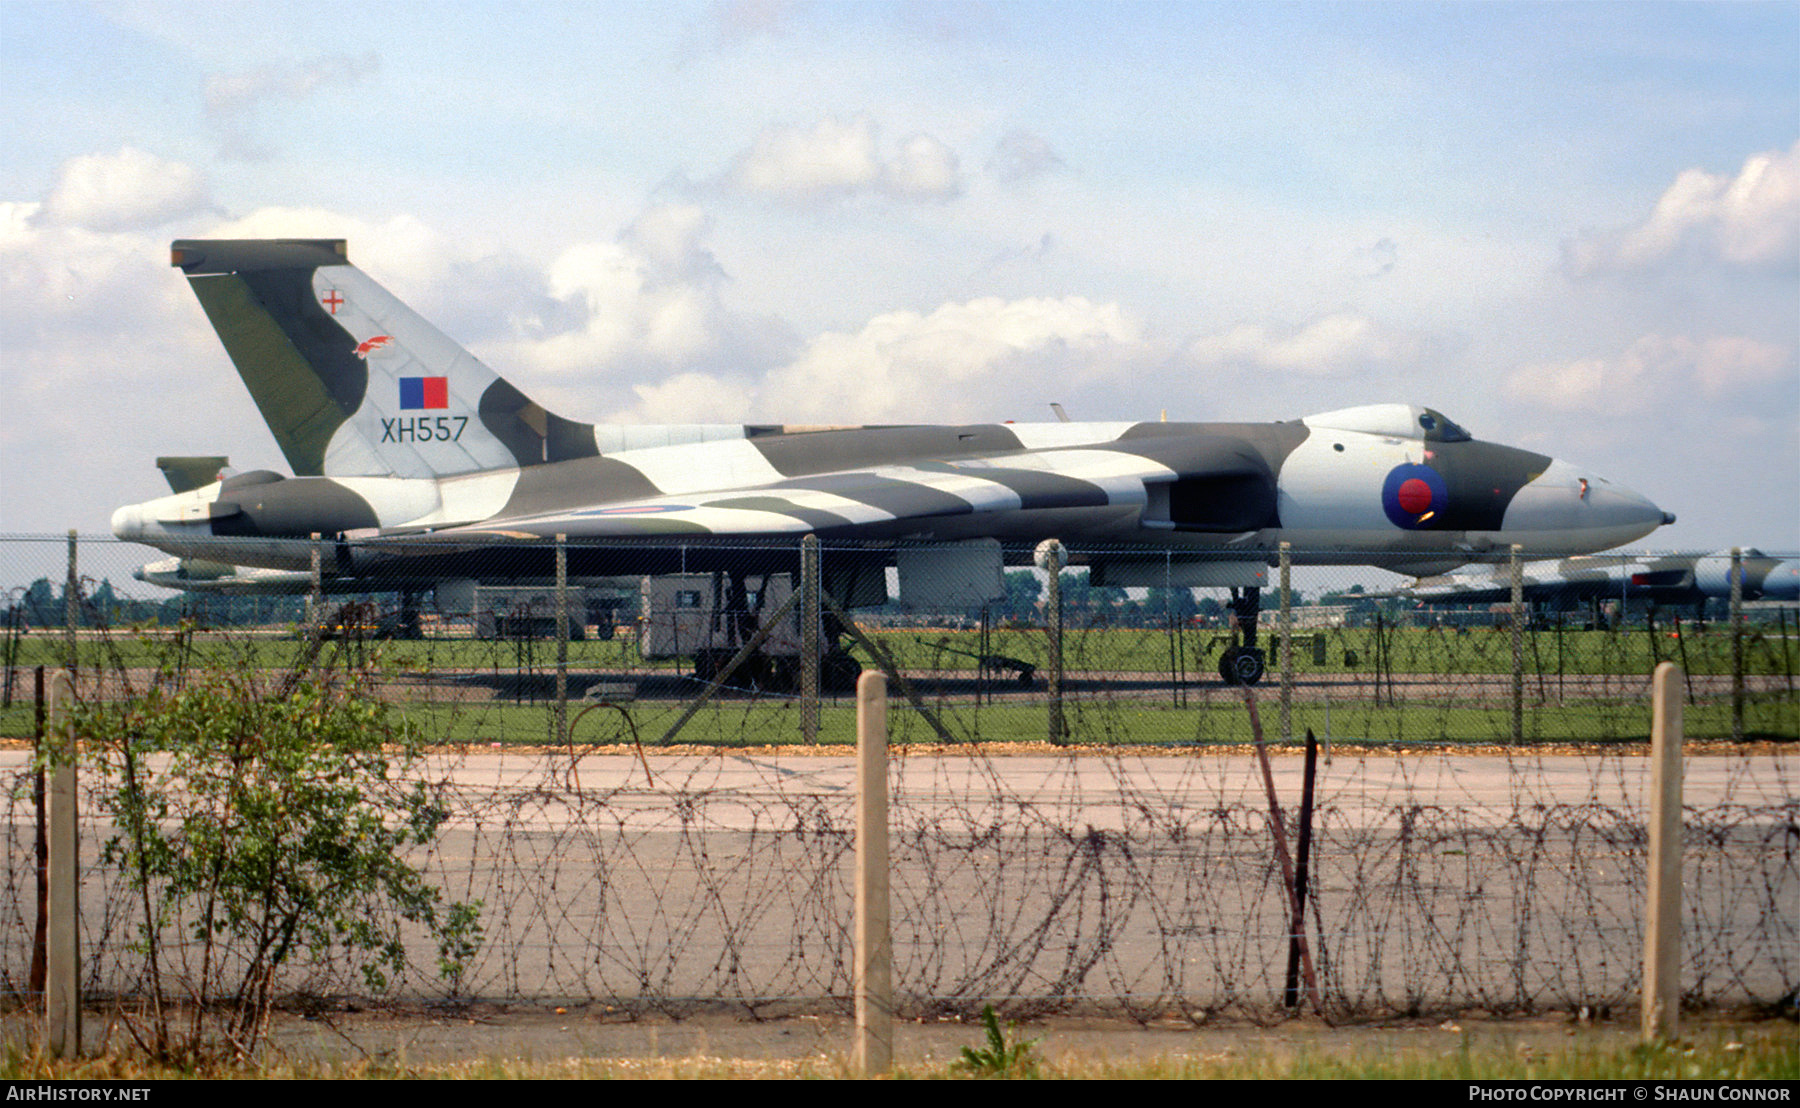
[1303,404,1472,443]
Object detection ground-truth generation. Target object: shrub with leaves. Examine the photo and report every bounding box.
[70,638,480,1059]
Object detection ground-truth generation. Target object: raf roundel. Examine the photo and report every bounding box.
[1381,463,1448,529]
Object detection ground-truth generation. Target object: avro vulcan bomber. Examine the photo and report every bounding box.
[1392,551,1798,617]
[113,240,1674,683]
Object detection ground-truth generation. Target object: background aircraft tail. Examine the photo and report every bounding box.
[171,239,598,479]
[155,455,230,494]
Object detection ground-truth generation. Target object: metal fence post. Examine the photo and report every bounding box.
[1279,542,1292,741]
[1511,544,1524,744]
[1643,661,1683,1041]
[802,535,820,745]
[45,669,79,1058]
[63,530,77,678]
[1730,547,1743,743]
[555,534,568,749]
[1039,540,1065,745]
[855,671,892,1076]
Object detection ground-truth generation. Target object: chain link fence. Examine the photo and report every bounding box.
[0,534,1794,1020]
[2,534,1793,748]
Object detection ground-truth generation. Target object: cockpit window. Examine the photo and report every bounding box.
[1420,408,1471,443]
[1304,404,1476,442]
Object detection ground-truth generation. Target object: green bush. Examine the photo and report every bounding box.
[69,636,481,1060]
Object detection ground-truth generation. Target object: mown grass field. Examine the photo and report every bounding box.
[5,619,1796,674]
[8,684,1792,747]
[3,622,1794,745]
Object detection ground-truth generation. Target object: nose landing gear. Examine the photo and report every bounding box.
[1217,586,1267,686]
[1218,643,1267,686]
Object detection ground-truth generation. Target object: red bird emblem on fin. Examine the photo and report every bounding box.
[354,335,394,359]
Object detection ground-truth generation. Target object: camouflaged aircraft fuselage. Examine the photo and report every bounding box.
[113,239,1674,586]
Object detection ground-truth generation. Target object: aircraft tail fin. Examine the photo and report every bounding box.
[155,456,230,494]
[171,239,597,479]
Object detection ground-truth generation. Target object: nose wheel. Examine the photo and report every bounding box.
[1218,645,1266,686]
[1217,585,1267,686]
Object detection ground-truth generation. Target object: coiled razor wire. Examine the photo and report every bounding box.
[0,536,1794,1020]
[2,746,1793,1022]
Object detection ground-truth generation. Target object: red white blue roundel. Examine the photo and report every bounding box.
[1382,463,1448,529]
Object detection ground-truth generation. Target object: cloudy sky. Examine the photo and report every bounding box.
[2,1,1796,567]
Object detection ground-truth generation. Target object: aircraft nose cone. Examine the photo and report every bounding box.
[1502,459,1671,552]
[111,502,146,541]
[1764,559,1800,601]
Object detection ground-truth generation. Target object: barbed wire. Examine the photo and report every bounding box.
[2,744,1793,1022]
[0,536,1794,1022]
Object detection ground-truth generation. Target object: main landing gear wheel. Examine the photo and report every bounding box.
[1218,645,1266,686]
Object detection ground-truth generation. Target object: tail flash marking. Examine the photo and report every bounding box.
[399,377,449,410]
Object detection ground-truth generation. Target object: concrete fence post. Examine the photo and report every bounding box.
[855,671,892,1076]
[45,669,79,1058]
[1643,661,1684,1042]
[1039,540,1065,745]
[801,535,820,745]
[308,532,322,628]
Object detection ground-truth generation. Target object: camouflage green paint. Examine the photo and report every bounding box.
[155,456,230,494]
[1426,441,1554,531]
[184,272,359,477]
[477,378,600,468]
[173,241,374,477]
[208,475,380,538]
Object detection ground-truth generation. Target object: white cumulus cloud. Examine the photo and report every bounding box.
[756,296,1143,422]
[1182,314,1430,378]
[517,204,791,383]
[723,115,962,201]
[205,53,381,161]
[620,371,760,424]
[1503,333,1794,413]
[37,148,210,232]
[1565,140,1800,276]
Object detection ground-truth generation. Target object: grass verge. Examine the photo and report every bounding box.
[3,1018,1793,1080]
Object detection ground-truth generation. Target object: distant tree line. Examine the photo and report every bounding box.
[3,577,309,630]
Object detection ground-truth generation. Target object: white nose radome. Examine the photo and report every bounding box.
[1501,460,1671,553]
[1764,560,1800,601]
[110,501,149,541]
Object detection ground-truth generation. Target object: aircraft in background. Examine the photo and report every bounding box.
[1391,550,1799,618]
[131,455,305,594]
[130,455,415,596]
[111,239,1674,683]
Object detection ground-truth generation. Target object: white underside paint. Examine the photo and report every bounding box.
[1277,430,1413,532]
[612,438,787,494]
